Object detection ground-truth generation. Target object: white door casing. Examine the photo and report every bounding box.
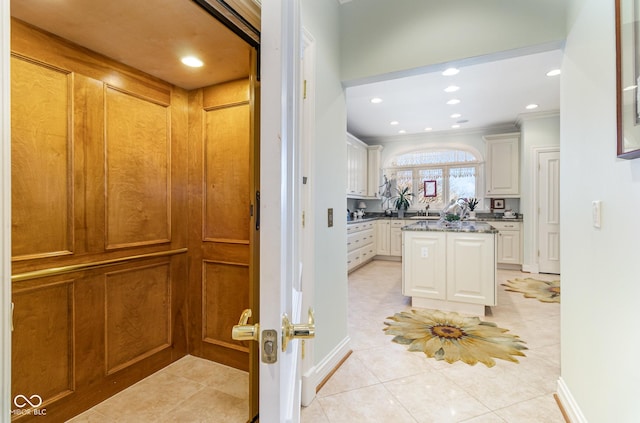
[260,0,304,421]
[1,0,12,419]
[537,149,561,274]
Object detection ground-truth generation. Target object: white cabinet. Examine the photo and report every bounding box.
[346,133,382,198]
[375,220,390,255]
[484,133,520,197]
[347,220,376,272]
[491,221,522,267]
[390,220,406,256]
[403,230,496,315]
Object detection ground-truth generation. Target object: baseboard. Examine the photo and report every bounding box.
[522,263,539,273]
[300,335,351,407]
[556,376,587,423]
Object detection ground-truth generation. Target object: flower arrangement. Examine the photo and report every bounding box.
[466,198,479,211]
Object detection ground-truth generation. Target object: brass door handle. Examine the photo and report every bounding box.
[232,309,260,342]
[282,308,315,352]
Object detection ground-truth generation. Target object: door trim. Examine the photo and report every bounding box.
[1,0,12,418]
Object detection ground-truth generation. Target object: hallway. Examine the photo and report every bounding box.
[302,261,564,422]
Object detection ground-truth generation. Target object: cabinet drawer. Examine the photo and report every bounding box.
[490,221,521,231]
[391,220,406,228]
[347,249,360,270]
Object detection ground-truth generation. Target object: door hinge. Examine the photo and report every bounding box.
[302,211,305,228]
[538,249,540,257]
[303,79,307,99]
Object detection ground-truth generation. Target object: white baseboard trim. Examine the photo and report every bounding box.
[300,335,351,407]
[522,263,539,274]
[557,376,587,423]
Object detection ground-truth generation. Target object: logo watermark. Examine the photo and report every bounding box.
[12,394,46,416]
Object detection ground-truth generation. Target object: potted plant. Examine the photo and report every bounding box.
[466,198,479,219]
[393,187,413,218]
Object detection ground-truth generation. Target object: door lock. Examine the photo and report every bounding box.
[231,309,259,341]
[282,308,315,352]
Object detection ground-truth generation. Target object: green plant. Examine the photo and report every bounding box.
[445,213,461,222]
[466,198,479,211]
[393,187,414,210]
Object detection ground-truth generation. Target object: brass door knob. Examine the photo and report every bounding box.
[232,309,260,341]
[282,308,315,352]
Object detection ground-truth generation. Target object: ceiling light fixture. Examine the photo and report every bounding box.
[444,85,460,93]
[390,120,399,125]
[181,56,204,68]
[442,67,460,76]
[398,130,407,134]
[451,124,460,129]
[526,104,539,110]
[450,113,462,118]
[424,127,433,131]
[546,69,561,77]
[446,99,460,105]
[370,97,383,104]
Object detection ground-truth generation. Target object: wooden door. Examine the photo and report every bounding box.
[186,71,259,394]
[538,150,561,274]
[10,20,189,421]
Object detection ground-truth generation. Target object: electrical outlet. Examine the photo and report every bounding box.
[328,208,333,227]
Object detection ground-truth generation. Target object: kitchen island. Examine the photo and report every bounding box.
[402,220,498,316]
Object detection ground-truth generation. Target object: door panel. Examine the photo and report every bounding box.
[538,150,561,274]
[187,79,254,372]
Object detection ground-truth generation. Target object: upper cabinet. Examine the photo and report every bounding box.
[347,133,382,198]
[483,133,520,197]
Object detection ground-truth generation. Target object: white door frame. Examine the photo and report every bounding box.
[531,145,560,274]
[259,0,304,421]
[1,0,12,419]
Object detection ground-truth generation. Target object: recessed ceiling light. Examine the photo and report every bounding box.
[450,113,462,118]
[390,120,399,125]
[398,130,407,134]
[424,127,433,131]
[442,68,460,76]
[181,56,204,68]
[546,69,561,77]
[451,124,460,129]
[526,104,539,110]
[444,85,460,93]
[447,99,461,105]
[370,97,383,104]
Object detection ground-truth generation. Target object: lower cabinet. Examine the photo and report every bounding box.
[347,220,376,272]
[403,230,496,315]
[390,220,406,256]
[375,220,391,255]
[491,221,522,267]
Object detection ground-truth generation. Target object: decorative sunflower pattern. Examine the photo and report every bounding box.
[502,278,560,303]
[384,309,527,367]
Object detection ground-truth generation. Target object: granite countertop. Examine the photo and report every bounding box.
[401,220,499,234]
[347,213,522,224]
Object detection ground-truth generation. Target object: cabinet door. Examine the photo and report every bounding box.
[346,140,357,195]
[446,233,496,306]
[485,135,520,197]
[390,221,405,256]
[354,142,367,195]
[402,232,446,299]
[376,220,390,255]
[497,230,521,264]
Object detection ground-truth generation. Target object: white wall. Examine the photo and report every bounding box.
[561,0,640,420]
[518,113,560,271]
[339,0,567,85]
[301,0,349,371]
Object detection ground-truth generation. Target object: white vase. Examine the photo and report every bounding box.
[397,209,405,218]
[469,211,476,219]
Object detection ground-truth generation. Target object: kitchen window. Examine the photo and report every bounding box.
[385,148,482,210]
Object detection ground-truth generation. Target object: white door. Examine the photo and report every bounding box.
[259,0,307,421]
[538,150,561,274]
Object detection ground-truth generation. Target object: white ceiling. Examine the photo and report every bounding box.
[10,0,253,90]
[346,48,563,141]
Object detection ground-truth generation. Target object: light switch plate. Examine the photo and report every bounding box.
[592,200,601,228]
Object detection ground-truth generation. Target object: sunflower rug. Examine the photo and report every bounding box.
[502,278,560,303]
[384,309,527,368]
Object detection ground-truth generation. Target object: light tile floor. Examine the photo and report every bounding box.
[302,260,564,423]
[70,260,563,423]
